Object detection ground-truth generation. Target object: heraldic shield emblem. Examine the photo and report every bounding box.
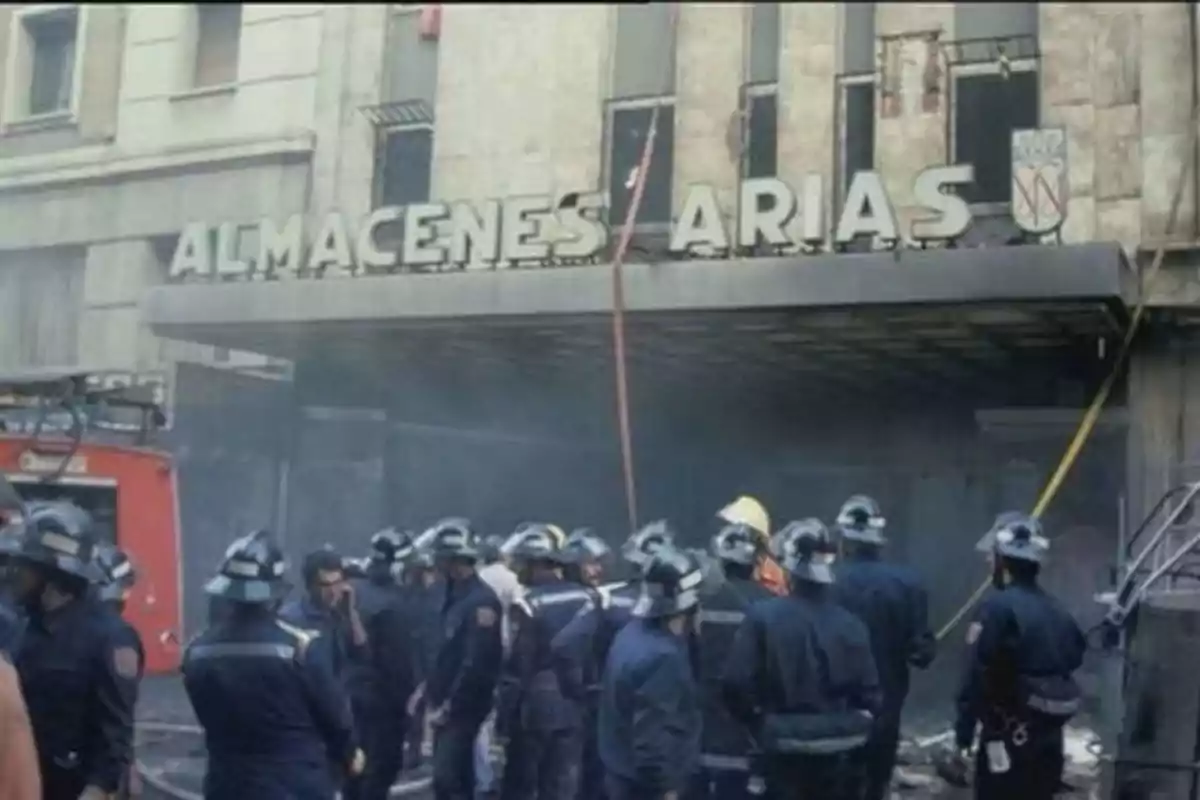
[1011,128,1069,236]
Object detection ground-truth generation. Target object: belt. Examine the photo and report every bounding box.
[1027,694,1080,716]
[771,734,869,755]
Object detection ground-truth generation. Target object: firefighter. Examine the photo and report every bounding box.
[183,529,362,799]
[347,529,423,800]
[0,530,24,657]
[7,501,141,800]
[404,548,442,769]
[280,546,367,684]
[717,496,787,596]
[93,543,148,800]
[561,528,610,587]
[551,521,677,709]
[498,524,593,800]
[691,523,775,800]
[421,518,505,800]
[598,544,703,800]
[722,518,882,800]
[829,495,936,800]
[951,514,1085,800]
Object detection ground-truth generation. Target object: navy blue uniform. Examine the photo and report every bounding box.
[346,574,424,800]
[692,578,773,800]
[551,583,638,800]
[279,595,360,683]
[183,611,357,800]
[598,618,701,800]
[0,593,24,656]
[832,554,936,800]
[16,597,142,800]
[427,574,504,800]
[954,584,1085,800]
[722,588,882,800]
[499,580,594,800]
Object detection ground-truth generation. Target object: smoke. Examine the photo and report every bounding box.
[171,321,1121,725]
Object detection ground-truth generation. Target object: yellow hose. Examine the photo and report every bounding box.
[935,109,1200,642]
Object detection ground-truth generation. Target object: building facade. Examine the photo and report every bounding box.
[2,3,1199,659]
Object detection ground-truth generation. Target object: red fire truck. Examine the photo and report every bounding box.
[0,368,181,674]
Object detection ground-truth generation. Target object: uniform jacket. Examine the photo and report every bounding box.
[426,573,504,725]
[346,574,422,707]
[722,587,882,746]
[182,610,356,800]
[954,582,1085,748]
[498,578,594,734]
[16,598,141,795]
[278,595,360,684]
[598,619,701,794]
[697,577,773,761]
[550,582,638,703]
[0,654,40,800]
[832,554,936,721]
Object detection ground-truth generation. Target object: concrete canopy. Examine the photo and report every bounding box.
[143,243,1134,363]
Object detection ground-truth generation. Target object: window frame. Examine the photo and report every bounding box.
[948,55,1040,212]
[191,3,243,91]
[834,72,877,212]
[372,121,436,211]
[740,81,778,183]
[1,4,88,129]
[603,95,676,234]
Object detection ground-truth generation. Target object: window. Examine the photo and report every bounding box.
[744,88,777,180]
[376,126,434,208]
[384,8,439,105]
[21,7,79,118]
[605,4,677,230]
[193,4,241,88]
[950,3,1039,205]
[836,3,876,205]
[742,4,779,181]
[607,102,674,228]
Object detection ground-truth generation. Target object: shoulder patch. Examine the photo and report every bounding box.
[112,646,141,680]
[966,622,983,645]
[476,606,498,628]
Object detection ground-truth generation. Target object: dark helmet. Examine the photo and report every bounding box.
[9,501,102,583]
[506,523,570,565]
[711,522,759,566]
[621,520,676,568]
[835,494,886,544]
[632,545,704,619]
[479,535,505,564]
[562,528,611,563]
[370,528,415,564]
[422,517,481,561]
[773,518,836,585]
[205,530,290,603]
[94,543,137,603]
[988,513,1047,565]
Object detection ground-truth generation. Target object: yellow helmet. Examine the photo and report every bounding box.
[717,496,770,539]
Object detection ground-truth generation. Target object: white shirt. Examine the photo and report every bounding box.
[478,561,522,650]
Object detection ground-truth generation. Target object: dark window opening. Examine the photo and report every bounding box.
[607,104,675,228]
[746,93,777,180]
[377,127,433,208]
[954,70,1039,205]
[842,82,875,198]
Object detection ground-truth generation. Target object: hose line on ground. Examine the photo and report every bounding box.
[935,106,1200,643]
[608,3,683,533]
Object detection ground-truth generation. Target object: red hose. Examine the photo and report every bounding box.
[609,6,681,533]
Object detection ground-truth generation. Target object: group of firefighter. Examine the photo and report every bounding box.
[0,491,1087,800]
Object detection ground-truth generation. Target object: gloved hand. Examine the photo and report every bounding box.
[932,744,972,788]
[348,748,366,777]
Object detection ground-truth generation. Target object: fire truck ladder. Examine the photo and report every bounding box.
[0,367,167,484]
